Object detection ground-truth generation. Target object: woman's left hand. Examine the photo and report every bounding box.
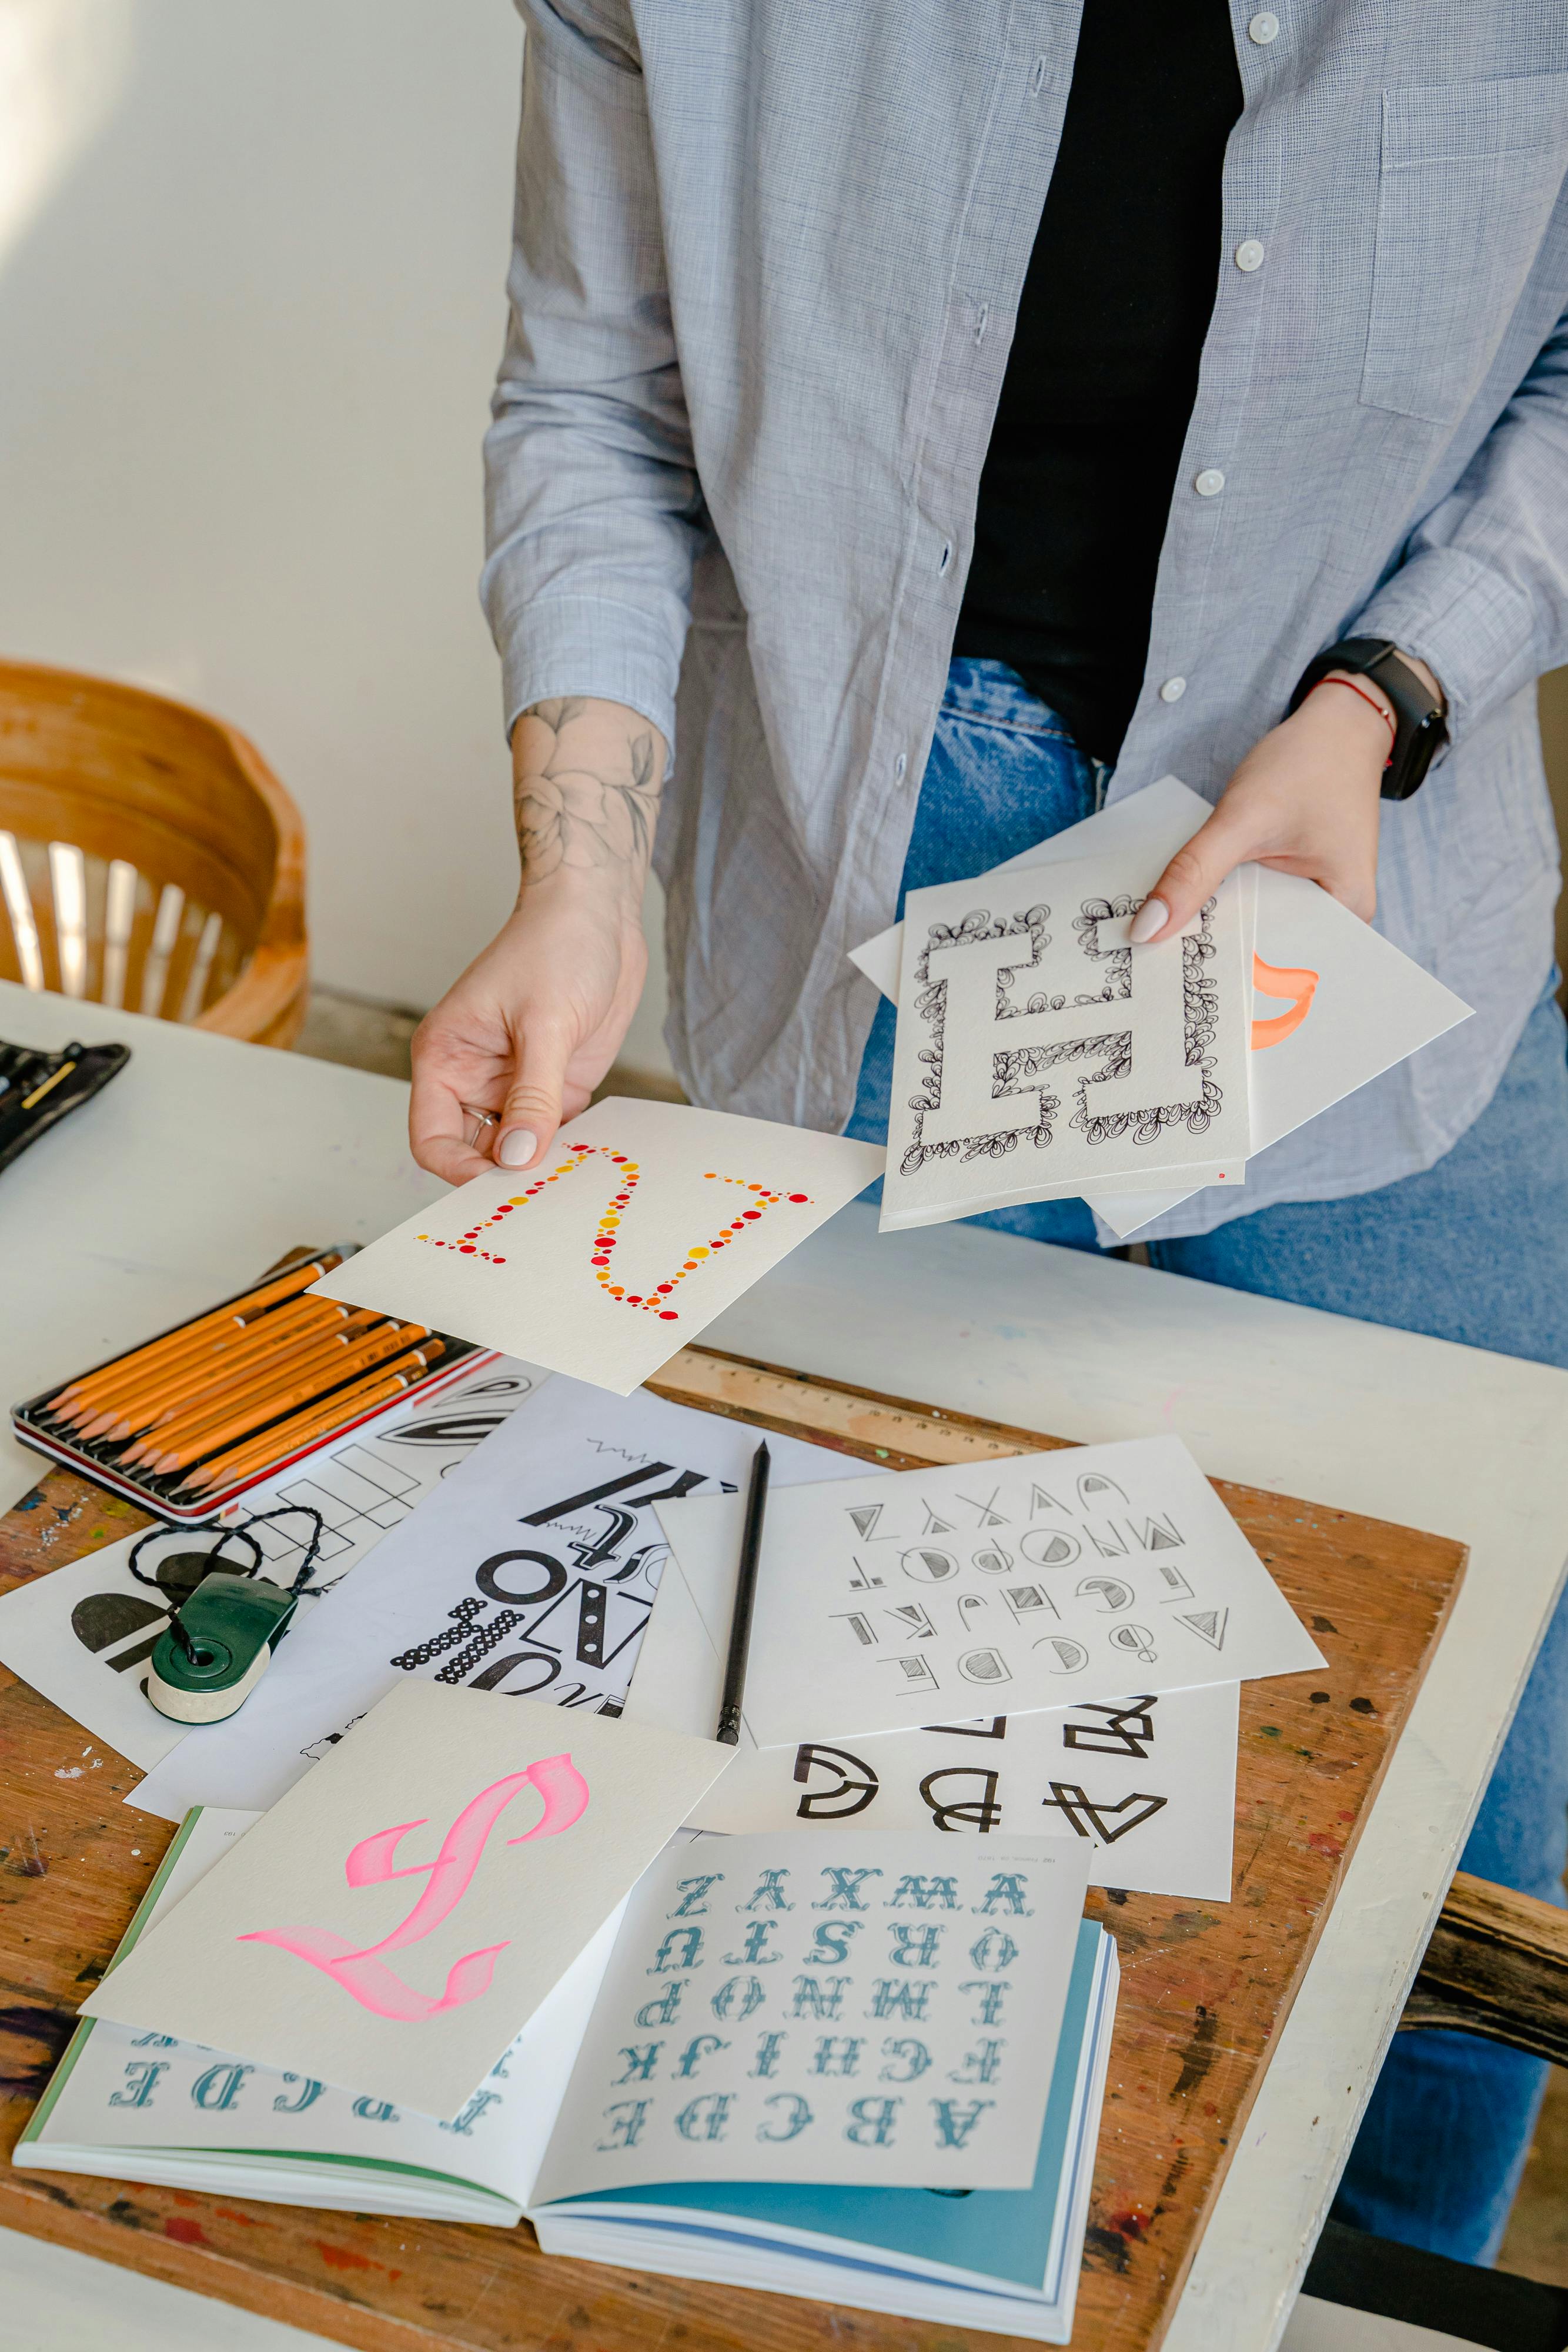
[1129,653,1443,943]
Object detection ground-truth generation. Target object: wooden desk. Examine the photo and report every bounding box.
[2,980,1567,2350]
[0,1348,1463,2351]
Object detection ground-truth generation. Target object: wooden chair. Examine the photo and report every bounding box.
[1406,1871,1568,2063]
[0,659,307,1047]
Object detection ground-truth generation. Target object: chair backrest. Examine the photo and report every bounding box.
[0,659,308,1047]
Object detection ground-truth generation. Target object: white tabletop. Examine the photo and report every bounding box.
[3,977,1567,2352]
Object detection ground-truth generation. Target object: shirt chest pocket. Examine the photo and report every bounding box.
[1360,74,1568,427]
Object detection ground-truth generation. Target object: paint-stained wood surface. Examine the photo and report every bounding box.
[0,1345,1467,2351]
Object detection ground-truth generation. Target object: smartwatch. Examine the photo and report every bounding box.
[1288,637,1447,803]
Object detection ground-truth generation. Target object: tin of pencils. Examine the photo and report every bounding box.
[11,1244,495,1521]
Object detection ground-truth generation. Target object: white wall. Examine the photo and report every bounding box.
[0,0,674,1071]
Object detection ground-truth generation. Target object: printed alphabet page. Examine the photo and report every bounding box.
[128,1378,867,1825]
[311,1098,883,1394]
[531,1831,1092,2199]
[658,1436,1323,1747]
[84,1683,734,2123]
[879,841,1252,1231]
[624,1549,1238,1900]
[0,1357,545,1775]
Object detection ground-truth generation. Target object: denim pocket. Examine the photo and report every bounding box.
[1359,75,1568,427]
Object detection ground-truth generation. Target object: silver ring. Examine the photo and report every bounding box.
[461,1102,500,1151]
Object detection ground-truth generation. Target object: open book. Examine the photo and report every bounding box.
[21,1810,1118,2343]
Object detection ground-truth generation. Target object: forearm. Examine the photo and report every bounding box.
[510,696,668,917]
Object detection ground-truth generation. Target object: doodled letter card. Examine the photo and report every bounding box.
[82,1682,734,2121]
[879,846,1252,1230]
[311,1097,884,1395]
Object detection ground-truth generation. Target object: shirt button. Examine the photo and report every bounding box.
[1159,676,1188,704]
[894,751,908,781]
[1193,469,1226,497]
[1248,10,1280,41]
[1235,239,1265,272]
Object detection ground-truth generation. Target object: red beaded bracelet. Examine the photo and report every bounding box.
[1310,674,1396,763]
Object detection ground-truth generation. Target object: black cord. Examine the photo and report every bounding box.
[237,1504,329,1595]
[128,1518,263,1589]
[126,1504,327,1598]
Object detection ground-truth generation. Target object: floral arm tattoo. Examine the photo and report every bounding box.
[513,697,662,891]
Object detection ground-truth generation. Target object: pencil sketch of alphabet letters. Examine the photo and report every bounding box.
[659,1435,1322,1749]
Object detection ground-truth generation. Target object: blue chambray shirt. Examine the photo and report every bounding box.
[482,1,1568,1241]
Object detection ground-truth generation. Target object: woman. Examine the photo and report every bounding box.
[410,0,1568,2264]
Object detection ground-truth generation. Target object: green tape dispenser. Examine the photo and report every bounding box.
[129,1507,326,1726]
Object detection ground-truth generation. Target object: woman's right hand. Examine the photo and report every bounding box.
[409,697,667,1187]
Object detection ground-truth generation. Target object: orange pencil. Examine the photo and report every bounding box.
[132,1329,434,1474]
[50,1255,345,1406]
[60,1288,352,1418]
[58,1299,347,1434]
[80,1308,385,1442]
[176,1355,440,1495]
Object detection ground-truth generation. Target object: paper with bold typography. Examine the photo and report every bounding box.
[878,837,1252,1231]
[128,1377,867,1824]
[0,1355,544,1774]
[623,1542,1238,1900]
[657,1436,1323,1748]
[310,1097,883,1395]
[83,1682,733,2120]
[530,1830,1092,2197]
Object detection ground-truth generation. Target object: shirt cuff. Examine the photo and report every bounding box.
[1352,546,1540,752]
[493,593,683,765]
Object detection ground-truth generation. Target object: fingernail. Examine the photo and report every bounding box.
[497,1128,539,1169]
[1129,897,1169,946]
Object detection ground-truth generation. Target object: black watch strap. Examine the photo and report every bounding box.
[1288,636,1448,802]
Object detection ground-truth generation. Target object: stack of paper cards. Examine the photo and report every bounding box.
[852,775,1471,1234]
[80,1681,733,2120]
[28,1805,1118,2342]
[312,1097,883,1394]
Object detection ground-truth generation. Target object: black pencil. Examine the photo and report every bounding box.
[716,1440,771,1745]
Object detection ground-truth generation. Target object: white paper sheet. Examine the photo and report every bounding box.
[128,1377,869,1823]
[0,1357,545,1773]
[530,1830,1092,2197]
[879,847,1252,1230]
[658,1436,1323,1748]
[83,1683,734,2122]
[1085,863,1471,1235]
[311,1098,883,1396]
[624,1547,1238,1901]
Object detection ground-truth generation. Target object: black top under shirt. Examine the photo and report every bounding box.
[952,3,1245,764]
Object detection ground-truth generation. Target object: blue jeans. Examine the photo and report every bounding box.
[850,657,1568,2264]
